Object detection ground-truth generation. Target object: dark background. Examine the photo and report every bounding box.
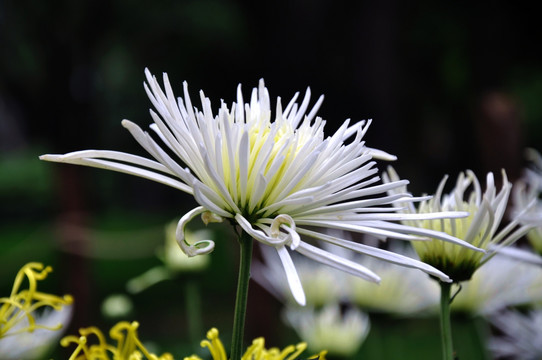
[1,1,541,359]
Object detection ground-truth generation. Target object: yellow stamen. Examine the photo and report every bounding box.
[62,321,174,360]
[185,328,327,360]
[0,262,73,339]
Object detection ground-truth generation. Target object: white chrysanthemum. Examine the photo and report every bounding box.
[513,148,542,253]
[488,309,542,360]
[0,305,73,360]
[451,251,542,315]
[384,167,535,282]
[41,69,479,305]
[347,248,439,315]
[284,304,369,357]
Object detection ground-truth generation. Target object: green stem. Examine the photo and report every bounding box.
[439,281,454,360]
[185,279,202,352]
[230,230,253,360]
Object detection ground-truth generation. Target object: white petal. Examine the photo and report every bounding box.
[276,246,306,306]
[296,227,451,282]
[40,151,192,193]
[296,241,381,283]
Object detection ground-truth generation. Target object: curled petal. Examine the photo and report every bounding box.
[270,214,300,250]
[235,214,290,247]
[176,207,215,257]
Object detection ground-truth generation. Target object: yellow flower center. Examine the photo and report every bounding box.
[222,114,318,219]
[413,201,489,281]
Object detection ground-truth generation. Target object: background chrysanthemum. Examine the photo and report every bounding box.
[449,251,542,315]
[384,166,535,282]
[488,309,542,360]
[283,304,369,358]
[513,148,542,254]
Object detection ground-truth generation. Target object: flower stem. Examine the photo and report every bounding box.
[230,230,253,360]
[185,279,202,353]
[439,281,454,360]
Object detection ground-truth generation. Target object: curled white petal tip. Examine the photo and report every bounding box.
[176,206,216,257]
[179,239,215,257]
[270,215,294,237]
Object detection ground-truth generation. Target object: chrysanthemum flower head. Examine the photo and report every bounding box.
[283,304,369,357]
[184,327,326,360]
[488,309,542,359]
[41,69,480,304]
[347,248,439,315]
[450,251,542,315]
[513,148,542,254]
[384,167,535,282]
[61,321,173,360]
[0,262,73,359]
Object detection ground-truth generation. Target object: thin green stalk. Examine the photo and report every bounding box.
[185,279,202,352]
[230,230,253,360]
[439,281,454,360]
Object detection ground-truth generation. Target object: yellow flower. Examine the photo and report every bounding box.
[184,328,326,360]
[61,320,173,360]
[0,262,73,359]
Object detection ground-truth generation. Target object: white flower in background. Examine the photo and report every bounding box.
[513,148,542,253]
[284,304,370,357]
[101,293,134,319]
[160,221,211,273]
[347,248,439,315]
[384,167,535,282]
[126,222,212,294]
[488,309,542,360]
[0,306,73,360]
[491,244,542,266]
[450,251,542,315]
[0,263,73,360]
[252,244,347,306]
[255,239,439,315]
[41,69,479,305]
